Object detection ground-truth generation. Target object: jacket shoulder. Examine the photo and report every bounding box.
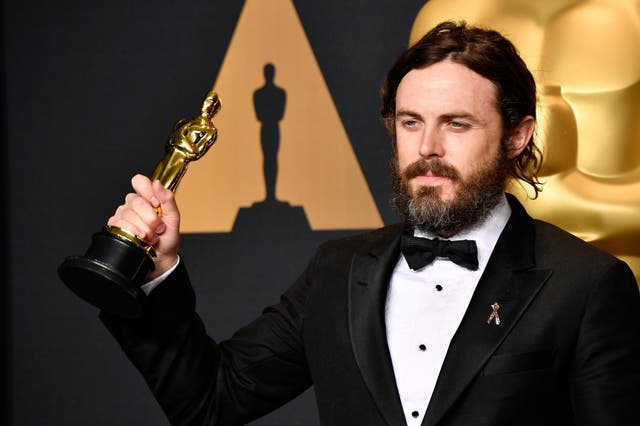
[532,219,628,274]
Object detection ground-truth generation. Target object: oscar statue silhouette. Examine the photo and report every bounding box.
[232,63,310,233]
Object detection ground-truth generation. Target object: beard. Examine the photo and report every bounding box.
[391,147,509,237]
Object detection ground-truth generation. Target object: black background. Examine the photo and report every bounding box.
[3,1,427,424]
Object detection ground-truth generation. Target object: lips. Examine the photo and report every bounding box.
[420,171,445,178]
[413,173,450,186]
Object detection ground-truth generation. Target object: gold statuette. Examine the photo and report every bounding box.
[152,90,221,191]
[58,90,222,318]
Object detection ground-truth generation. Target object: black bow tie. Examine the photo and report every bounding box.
[401,230,479,271]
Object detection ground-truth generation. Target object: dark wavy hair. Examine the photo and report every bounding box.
[381,21,543,197]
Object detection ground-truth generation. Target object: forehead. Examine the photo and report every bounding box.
[396,60,499,115]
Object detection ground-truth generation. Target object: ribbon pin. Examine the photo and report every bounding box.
[487,302,501,325]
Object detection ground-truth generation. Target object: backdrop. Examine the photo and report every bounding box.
[4,1,424,425]
[4,0,639,425]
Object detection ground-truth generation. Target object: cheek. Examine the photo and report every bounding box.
[395,138,417,169]
[450,138,498,175]
[397,154,411,171]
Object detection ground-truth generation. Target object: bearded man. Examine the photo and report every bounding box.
[102,21,640,426]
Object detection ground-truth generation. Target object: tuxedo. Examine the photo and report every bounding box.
[101,195,640,425]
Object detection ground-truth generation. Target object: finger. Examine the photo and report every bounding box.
[127,194,164,230]
[107,205,128,227]
[126,193,163,227]
[108,194,162,243]
[110,207,159,245]
[130,174,160,208]
[116,194,159,232]
[151,180,180,226]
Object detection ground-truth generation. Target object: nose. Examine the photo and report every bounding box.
[418,125,444,159]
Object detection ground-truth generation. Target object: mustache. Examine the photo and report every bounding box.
[403,159,461,181]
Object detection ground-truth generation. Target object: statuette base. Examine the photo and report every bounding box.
[59,229,154,318]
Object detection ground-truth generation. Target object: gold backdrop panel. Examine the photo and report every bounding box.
[410,0,640,281]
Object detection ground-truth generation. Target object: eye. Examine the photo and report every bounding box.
[395,114,423,131]
[448,120,469,130]
[400,119,421,129]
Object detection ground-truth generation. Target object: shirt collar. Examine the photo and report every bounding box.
[413,194,512,270]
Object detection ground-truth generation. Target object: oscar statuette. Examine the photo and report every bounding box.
[58,90,221,318]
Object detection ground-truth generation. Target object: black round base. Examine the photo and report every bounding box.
[58,229,155,318]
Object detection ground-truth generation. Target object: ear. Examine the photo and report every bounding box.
[506,115,535,159]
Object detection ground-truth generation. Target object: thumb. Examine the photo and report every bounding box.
[151,179,180,229]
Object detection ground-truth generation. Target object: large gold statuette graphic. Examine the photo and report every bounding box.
[58,91,221,318]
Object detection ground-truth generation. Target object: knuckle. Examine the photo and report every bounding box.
[127,225,145,239]
[124,193,142,207]
[130,195,151,212]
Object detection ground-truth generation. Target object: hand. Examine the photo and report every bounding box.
[107,174,180,279]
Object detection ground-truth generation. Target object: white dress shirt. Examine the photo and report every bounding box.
[140,257,179,294]
[385,195,511,425]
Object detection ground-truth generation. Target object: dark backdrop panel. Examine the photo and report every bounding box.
[2,0,9,423]
[4,0,425,424]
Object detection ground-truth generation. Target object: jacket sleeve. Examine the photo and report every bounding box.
[99,257,316,425]
[569,260,640,425]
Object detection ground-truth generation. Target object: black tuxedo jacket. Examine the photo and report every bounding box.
[102,195,640,425]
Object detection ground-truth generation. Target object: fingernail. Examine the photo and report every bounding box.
[150,197,160,207]
[155,223,166,233]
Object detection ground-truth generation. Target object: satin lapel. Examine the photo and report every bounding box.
[422,195,552,426]
[348,228,407,426]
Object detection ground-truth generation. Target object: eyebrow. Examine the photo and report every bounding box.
[441,112,486,125]
[395,109,422,120]
[396,109,486,126]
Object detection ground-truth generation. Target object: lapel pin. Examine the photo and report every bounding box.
[487,302,501,325]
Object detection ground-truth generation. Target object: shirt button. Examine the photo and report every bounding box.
[412,410,419,418]
[435,284,443,291]
[419,344,426,351]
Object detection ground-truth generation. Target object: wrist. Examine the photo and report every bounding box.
[147,253,180,280]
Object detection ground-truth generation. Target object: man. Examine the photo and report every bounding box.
[102,21,640,425]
